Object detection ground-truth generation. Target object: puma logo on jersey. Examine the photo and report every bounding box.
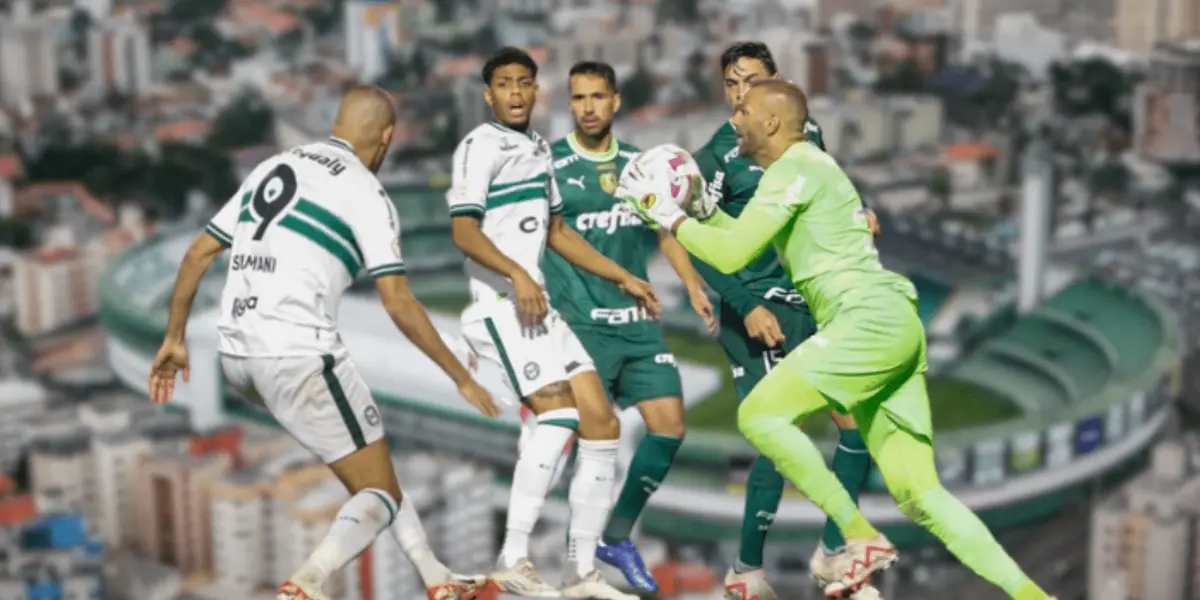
[749,165,764,172]
[498,139,518,151]
[723,147,740,163]
[566,176,585,190]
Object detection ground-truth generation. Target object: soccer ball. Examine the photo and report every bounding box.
[619,144,712,222]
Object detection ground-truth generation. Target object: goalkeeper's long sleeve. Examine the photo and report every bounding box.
[677,205,789,276]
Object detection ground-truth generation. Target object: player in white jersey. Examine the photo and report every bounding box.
[448,48,655,600]
[149,87,493,600]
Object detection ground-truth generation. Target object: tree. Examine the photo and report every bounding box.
[1049,58,1135,129]
[656,0,700,23]
[0,218,34,249]
[410,48,429,85]
[619,65,654,113]
[70,9,92,60]
[684,50,712,102]
[207,89,274,150]
[928,166,952,211]
[167,0,229,23]
[876,59,925,94]
[275,28,304,60]
[304,0,343,35]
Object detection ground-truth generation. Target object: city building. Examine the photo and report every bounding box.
[1133,41,1200,164]
[208,448,494,599]
[1090,434,1200,600]
[0,492,107,600]
[1116,0,1200,54]
[12,187,145,336]
[343,0,404,83]
[0,379,48,474]
[88,9,154,98]
[0,153,23,218]
[0,0,61,107]
[134,448,235,577]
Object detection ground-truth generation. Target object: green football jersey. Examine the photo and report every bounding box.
[680,142,916,327]
[543,133,659,341]
[691,117,827,310]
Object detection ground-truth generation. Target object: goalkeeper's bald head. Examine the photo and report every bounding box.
[745,79,810,140]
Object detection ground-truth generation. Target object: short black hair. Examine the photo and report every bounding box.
[720,42,778,75]
[482,47,538,84]
[568,61,618,91]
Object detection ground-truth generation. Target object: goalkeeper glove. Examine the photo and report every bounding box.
[617,166,687,231]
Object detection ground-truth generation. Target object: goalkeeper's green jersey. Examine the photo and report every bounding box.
[679,141,916,327]
[543,133,661,342]
[691,118,826,316]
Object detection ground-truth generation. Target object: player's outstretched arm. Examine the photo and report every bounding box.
[547,214,661,316]
[673,173,807,274]
[375,275,499,417]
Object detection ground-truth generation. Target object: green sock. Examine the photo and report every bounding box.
[602,433,682,544]
[820,428,870,553]
[736,455,784,571]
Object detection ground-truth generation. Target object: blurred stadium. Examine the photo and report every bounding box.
[98,172,1183,596]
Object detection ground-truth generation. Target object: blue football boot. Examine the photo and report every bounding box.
[596,539,658,593]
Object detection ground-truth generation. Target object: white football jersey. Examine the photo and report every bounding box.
[207,138,404,357]
[446,122,561,303]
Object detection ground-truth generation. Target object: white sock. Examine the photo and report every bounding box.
[499,407,579,568]
[387,494,452,586]
[568,438,618,578]
[291,489,395,586]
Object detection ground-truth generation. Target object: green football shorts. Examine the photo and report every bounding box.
[574,329,683,410]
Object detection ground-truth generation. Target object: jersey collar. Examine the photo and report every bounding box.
[489,120,534,139]
[324,137,355,153]
[567,132,618,162]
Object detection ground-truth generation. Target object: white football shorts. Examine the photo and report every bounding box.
[461,301,595,399]
[220,351,385,464]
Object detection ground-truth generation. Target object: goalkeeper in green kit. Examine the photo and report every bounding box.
[622,80,1057,600]
[692,42,878,600]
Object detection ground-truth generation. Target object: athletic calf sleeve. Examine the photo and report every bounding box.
[500,407,578,568]
[293,488,395,586]
[569,438,619,577]
[388,494,452,586]
[603,433,682,544]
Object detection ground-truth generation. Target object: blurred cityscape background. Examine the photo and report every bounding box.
[0,0,1198,598]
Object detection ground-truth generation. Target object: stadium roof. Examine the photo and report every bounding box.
[946,277,1177,415]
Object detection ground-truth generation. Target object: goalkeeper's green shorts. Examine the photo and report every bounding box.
[780,287,932,440]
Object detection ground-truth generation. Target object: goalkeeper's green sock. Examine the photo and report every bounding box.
[603,433,681,544]
[820,428,871,554]
[737,373,878,542]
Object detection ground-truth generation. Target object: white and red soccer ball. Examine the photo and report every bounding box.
[620,144,710,219]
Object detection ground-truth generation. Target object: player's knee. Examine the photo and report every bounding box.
[649,419,685,439]
[736,395,771,443]
[641,397,686,438]
[527,381,575,412]
[577,402,619,440]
